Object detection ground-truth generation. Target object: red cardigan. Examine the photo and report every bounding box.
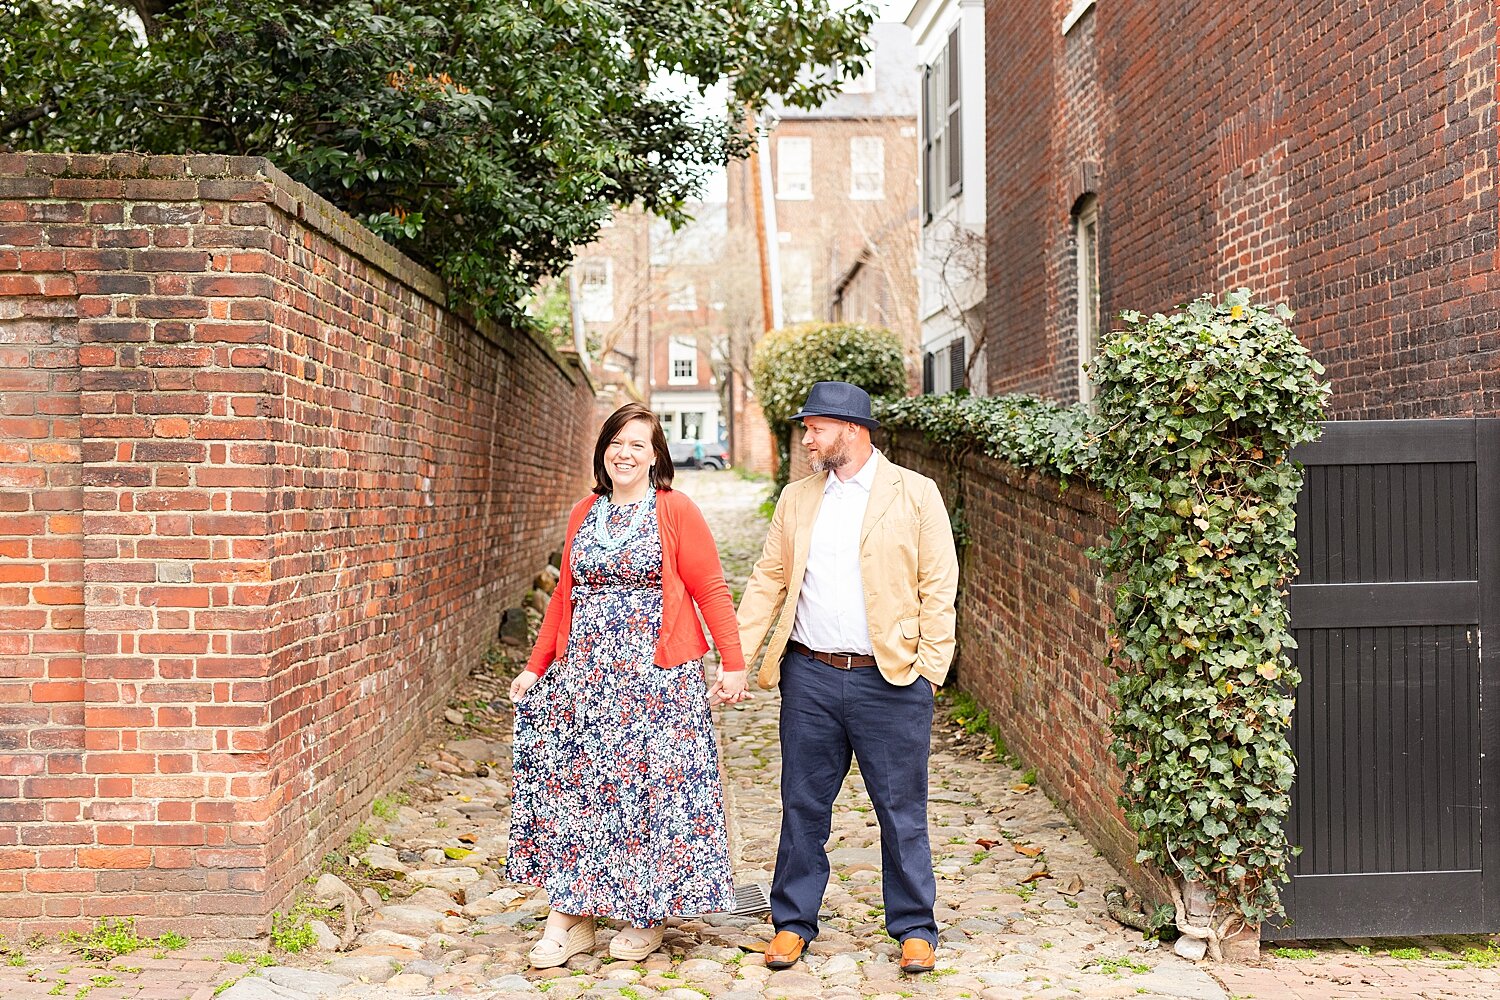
[525,489,746,676]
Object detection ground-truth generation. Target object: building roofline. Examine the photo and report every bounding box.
[772,113,917,124]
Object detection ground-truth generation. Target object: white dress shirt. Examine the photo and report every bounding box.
[790,449,879,655]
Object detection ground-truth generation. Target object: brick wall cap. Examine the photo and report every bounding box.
[0,152,587,389]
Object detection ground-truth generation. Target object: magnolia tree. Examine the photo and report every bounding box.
[0,0,874,320]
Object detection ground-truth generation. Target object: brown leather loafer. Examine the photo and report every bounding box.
[764,930,807,969]
[899,937,936,973]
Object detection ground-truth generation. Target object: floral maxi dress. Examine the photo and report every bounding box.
[507,490,735,925]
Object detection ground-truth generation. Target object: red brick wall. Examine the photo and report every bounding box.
[787,428,812,483]
[731,386,777,477]
[984,0,1500,417]
[0,153,595,936]
[880,429,1160,901]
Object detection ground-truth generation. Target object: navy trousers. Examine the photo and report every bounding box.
[771,648,938,946]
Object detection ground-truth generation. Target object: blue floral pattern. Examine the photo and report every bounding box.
[507,490,735,925]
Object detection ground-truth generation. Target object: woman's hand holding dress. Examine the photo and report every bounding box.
[510,669,540,701]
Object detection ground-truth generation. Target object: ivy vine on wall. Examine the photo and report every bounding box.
[877,290,1329,946]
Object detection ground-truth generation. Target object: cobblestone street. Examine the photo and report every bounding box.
[4,472,1499,1000]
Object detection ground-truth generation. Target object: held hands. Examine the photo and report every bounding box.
[510,670,540,701]
[709,666,750,707]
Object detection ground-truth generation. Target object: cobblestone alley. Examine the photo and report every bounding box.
[4,473,1498,1000]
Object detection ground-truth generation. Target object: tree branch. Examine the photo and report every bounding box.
[128,0,185,40]
[0,103,57,137]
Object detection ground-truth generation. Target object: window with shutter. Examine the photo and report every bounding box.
[922,352,936,395]
[946,27,962,196]
[948,337,966,391]
[922,28,964,218]
[1076,196,1101,405]
[921,65,933,220]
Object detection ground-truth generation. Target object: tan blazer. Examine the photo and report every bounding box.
[737,451,959,690]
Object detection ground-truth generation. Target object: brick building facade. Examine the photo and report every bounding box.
[726,22,923,473]
[572,208,652,409]
[984,0,1499,415]
[0,154,595,936]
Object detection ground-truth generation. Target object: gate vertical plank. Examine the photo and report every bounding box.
[1358,622,1377,875]
[1478,420,1500,926]
[1372,466,1390,581]
[1327,466,1344,581]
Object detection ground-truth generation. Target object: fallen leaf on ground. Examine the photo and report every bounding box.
[1019,869,1052,884]
[1014,844,1043,858]
[1057,874,1085,895]
[458,833,478,844]
[976,838,1000,850]
[443,846,472,860]
[740,941,768,953]
[1010,783,1035,793]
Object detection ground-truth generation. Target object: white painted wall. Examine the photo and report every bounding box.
[906,0,987,384]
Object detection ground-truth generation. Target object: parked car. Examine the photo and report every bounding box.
[669,438,730,470]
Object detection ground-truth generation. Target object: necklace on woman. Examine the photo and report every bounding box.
[592,490,651,550]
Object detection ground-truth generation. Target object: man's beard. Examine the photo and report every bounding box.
[810,439,849,474]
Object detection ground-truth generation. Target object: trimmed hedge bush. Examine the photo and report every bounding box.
[750,322,907,493]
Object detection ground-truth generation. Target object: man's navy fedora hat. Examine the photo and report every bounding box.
[790,381,880,430]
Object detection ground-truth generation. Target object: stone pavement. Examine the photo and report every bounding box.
[5,471,1499,1000]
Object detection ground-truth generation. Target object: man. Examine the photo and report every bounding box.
[735,380,959,974]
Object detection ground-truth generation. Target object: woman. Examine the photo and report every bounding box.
[507,403,750,967]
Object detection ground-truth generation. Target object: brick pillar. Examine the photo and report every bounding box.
[71,170,278,926]
[0,182,85,918]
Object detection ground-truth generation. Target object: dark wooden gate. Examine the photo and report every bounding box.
[1265,419,1500,939]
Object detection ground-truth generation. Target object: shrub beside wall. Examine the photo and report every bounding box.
[750,322,906,493]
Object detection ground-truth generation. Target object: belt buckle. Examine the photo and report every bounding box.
[833,653,853,670]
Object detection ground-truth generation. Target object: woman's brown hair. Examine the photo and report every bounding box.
[592,403,675,495]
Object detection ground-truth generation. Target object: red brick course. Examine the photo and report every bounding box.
[984,0,1500,417]
[0,153,595,936]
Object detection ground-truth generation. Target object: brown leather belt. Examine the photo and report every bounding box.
[789,640,878,669]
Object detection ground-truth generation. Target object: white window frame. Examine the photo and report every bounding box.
[668,338,698,385]
[1062,0,1097,35]
[849,136,885,200]
[776,137,812,200]
[667,282,697,312]
[577,257,613,323]
[922,27,963,220]
[780,248,813,323]
[678,411,705,441]
[1075,197,1101,405]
